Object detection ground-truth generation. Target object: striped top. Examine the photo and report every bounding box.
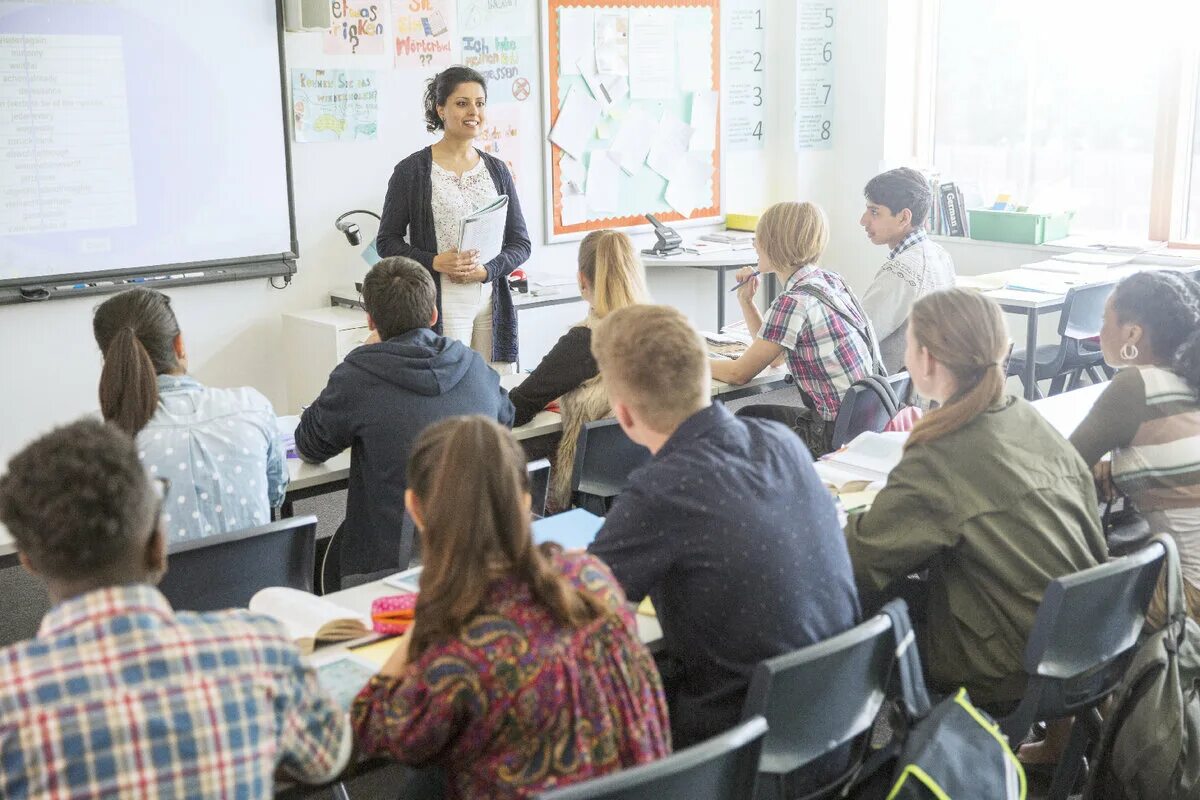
[1071,365,1200,583]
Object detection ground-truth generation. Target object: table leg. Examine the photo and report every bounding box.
[1023,309,1039,400]
[716,267,726,331]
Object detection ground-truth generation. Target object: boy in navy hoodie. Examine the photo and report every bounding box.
[296,257,514,587]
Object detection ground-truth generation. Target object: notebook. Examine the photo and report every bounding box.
[531,509,605,550]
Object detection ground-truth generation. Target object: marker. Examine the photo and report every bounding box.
[729,270,761,293]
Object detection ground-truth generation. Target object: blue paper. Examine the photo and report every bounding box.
[531,509,604,550]
[361,237,381,266]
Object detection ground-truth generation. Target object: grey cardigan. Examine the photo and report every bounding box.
[376,147,531,363]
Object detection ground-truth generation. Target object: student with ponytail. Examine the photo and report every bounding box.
[92,288,287,541]
[352,416,669,799]
[844,288,1106,706]
[508,229,649,508]
[1070,270,1200,625]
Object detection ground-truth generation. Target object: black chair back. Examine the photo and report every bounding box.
[159,515,317,611]
[1057,281,1116,341]
[570,419,651,514]
[829,372,910,450]
[528,458,551,518]
[535,716,768,800]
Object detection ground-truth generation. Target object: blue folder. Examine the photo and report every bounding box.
[531,508,605,550]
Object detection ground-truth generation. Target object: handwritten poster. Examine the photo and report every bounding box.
[726,0,765,150]
[291,70,379,142]
[458,0,536,104]
[325,1,386,55]
[795,1,836,150]
[476,104,523,183]
[392,0,457,69]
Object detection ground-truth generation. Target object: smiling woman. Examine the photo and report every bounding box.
[375,66,532,370]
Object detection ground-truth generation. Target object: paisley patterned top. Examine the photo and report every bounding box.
[351,552,671,800]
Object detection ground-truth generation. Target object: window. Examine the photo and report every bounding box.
[922,0,1200,244]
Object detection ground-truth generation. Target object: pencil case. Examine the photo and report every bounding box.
[370,593,417,635]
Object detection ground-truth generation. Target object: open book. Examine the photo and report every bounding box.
[813,431,907,493]
[459,195,509,264]
[249,587,371,655]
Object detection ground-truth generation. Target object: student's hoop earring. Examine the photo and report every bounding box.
[1120,342,1139,361]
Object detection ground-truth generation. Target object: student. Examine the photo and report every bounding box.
[859,167,956,373]
[92,288,287,541]
[508,229,650,509]
[844,289,1106,707]
[295,257,515,588]
[588,305,859,759]
[1069,270,1200,625]
[352,416,670,800]
[710,201,882,456]
[0,419,350,797]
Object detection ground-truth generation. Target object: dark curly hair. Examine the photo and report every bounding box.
[1111,270,1200,393]
[0,419,156,581]
[422,66,487,133]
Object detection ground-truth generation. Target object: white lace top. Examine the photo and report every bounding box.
[430,157,499,255]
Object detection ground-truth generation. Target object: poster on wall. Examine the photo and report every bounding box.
[458,0,537,104]
[795,1,835,150]
[291,69,379,142]
[324,1,386,55]
[476,104,523,183]
[392,0,457,69]
[726,0,764,150]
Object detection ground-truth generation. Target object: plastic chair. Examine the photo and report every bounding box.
[570,419,651,515]
[534,716,768,800]
[1007,281,1117,398]
[740,602,903,799]
[528,458,551,518]
[828,372,911,450]
[996,536,1167,800]
[159,515,317,611]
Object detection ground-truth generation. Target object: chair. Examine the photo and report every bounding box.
[996,536,1167,800]
[740,602,902,799]
[828,372,912,450]
[570,419,651,515]
[528,458,551,518]
[1007,281,1116,398]
[159,515,317,611]
[534,716,768,800]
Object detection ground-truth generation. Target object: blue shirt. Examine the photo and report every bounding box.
[138,375,287,542]
[589,403,860,747]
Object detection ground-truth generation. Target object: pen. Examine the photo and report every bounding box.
[729,270,761,293]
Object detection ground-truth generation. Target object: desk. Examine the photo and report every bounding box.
[330,285,586,314]
[641,250,770,330]
[1031,381,1106,438]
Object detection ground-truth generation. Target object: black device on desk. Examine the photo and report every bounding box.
[641,213,683,257]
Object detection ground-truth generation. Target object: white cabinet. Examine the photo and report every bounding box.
[282,306,369,413]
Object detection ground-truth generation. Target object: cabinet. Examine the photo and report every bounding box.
[282,306,370,413]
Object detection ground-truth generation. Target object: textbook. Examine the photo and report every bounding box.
[531,508,604,550]
[814,431,907,491]
[248,587,371,655]
[459,194,509,263]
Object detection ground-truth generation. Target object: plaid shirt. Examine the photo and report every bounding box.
[887,228,928,261]
[759,266,877,421]
[0,585,348,799]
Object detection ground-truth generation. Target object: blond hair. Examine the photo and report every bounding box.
[755,202,829,274]
[906,289,1009,449]
[591,305,709,433]
[578,230,650,318]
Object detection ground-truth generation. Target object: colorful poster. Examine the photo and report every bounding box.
[458,0,536,104]
[325,1,386,55]
[476,104,522,183]
[291,70,379,143]
[392,0,457,69]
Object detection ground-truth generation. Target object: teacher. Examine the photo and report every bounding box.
[376,66,531,369]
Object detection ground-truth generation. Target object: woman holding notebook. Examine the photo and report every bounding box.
[376,66,531,371]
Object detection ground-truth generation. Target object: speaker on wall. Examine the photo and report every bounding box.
[283,0,332,31]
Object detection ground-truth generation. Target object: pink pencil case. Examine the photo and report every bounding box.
[370,593,417,635]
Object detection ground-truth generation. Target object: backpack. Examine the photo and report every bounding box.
[1085,534,1200,799]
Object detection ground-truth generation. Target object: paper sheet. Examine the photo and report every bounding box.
[458,195,508,263]
[559,8,596,75]
[348,637,404,670]
[676,23,712,92]
[647,114,694,180]
[549,85,603,160]
[585,151,621,213]
[608,106,656,175]
[689,89,718,153]
[595,11,630,75]
[664,155,711,217]
[628,9,676,99]
[560,154,586,193]
[561,193,589,226]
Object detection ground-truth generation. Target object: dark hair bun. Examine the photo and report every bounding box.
[423,66,488,133]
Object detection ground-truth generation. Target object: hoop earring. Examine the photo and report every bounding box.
[1120,342,1139,362]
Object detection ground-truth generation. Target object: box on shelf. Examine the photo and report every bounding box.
[967,209,1073,245]
[725,212,760,232]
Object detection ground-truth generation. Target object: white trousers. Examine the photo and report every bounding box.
[440,280,514,374]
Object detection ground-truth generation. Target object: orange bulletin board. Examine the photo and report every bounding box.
[541,0,722,242]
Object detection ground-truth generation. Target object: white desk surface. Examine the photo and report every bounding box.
[1031,381,1107,438]
[641,249,758,270]
[961,262,1197,311]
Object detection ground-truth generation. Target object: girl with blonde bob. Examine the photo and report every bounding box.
[351,416,669,799]
[711,201,882,456]
[844,288,1106,710]
[509,229,650,508]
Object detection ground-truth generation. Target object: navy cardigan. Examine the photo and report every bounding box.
[376,147,531,363]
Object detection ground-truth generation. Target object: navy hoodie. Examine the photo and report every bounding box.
[295,328,515,576]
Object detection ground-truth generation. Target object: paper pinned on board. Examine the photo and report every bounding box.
[595,11,630,75]
[608,106,657,175]
[585,150,621,212]
[560,154,586,194]
[629,9,676,99]
[677,24,712,91]
[561,192,589,226]
[549,84,603,160]
[580,64,629,112]
[690,89,718,153]
[558,8,596,75]
[647,114,694,180]
[665,155,712,218]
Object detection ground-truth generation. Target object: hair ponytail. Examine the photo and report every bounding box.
[93,289,181,435]
[578,229,649,318]
[905,289,1009,449]
[1111,270,1200,395]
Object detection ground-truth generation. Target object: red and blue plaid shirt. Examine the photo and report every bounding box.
[0,585,349,799]
[759,266,877,421]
